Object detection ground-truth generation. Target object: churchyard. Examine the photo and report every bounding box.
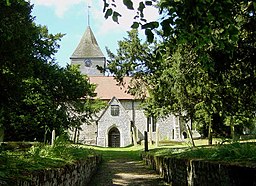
[1,137,256,185]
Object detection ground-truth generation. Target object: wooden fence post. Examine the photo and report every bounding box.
[144,131,148,152]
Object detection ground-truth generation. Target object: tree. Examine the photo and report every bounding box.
[103,0,256,144]
[1,0,105,142]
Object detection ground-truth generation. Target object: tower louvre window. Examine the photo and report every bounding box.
[111,105,119,116]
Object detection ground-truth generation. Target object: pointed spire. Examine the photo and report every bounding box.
[71,26,104,58]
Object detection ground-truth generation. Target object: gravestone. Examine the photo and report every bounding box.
[51,129,55,146]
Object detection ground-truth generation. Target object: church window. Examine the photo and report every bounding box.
[111,105,119,116]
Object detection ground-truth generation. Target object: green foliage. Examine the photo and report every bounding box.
[104,0,256,143]
[123,0,134,10]
[0,140,98,182]
[0,0,105,141]
[148,142,256,164]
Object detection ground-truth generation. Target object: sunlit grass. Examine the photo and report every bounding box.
[2,138,256,183]
[81,145,144,161]
[0,138,98,182]
[145,141,256,166]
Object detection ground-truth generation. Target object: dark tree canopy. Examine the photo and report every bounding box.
[0,0,105,141]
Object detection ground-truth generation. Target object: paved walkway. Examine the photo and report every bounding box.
[88,158,168,186]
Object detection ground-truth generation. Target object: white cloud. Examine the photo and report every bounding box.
[30,0,90,17]
[30,0,158,29]
[93,0,159,36]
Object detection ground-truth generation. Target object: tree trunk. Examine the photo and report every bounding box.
[76,130,80,144]
[230,116,235,141]
[73,127,77,144]
[155,125,159,147]
[149,117,153,145]
[132,127,137,146]
[0,127,4,142]
[44,125,48,144]
[208,118,213,145]
[187,124,195,147]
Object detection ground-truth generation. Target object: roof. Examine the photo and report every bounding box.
[71,26,104,58]
[89,76,135,100]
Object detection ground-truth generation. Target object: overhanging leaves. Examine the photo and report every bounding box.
[131,22,139,29]
[112,11,121,23]
[104,8,112,19]
[123,0,134,10]
[145,29,154,43]
[142,21,159,29]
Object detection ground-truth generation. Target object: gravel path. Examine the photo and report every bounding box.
[88,158,168,186]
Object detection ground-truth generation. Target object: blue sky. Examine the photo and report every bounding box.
[30,0,158,67]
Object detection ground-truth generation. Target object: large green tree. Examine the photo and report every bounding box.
[1,0,105,141]
[104,0,256,144]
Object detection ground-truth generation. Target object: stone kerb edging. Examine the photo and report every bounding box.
[14,155,101,186]
[142,153,256,186]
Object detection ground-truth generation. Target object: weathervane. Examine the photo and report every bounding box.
[87,5,91,26]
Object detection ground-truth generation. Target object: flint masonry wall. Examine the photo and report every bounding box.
[12,156,101,186]
[143,154,256,186]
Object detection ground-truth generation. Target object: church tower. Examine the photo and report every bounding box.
[70,26,105,76]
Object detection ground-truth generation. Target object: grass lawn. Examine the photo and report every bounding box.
[1,138,256,183]
[83,138,256,167]
[143,139,256,166]
[83,145,144,161]
[80,138,222,162]
[0,139,98,183]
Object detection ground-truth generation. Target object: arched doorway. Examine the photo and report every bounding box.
[108,127,120,147]
[182,131,188,139]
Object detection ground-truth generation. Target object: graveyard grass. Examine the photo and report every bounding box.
[1,138,256,182]
[0,136,97,182]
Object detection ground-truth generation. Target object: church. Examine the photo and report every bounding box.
[70,26,190,147]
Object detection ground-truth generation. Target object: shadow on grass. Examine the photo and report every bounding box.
[87,146,168,185]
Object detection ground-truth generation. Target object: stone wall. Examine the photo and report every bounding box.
[10,156,101,186]
[143,154,256,186]
[97,98,132,147]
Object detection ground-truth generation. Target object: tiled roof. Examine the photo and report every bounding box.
[71,26,104,58]
[89,76,135,100]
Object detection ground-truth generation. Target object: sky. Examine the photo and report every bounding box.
[30,0,159,67]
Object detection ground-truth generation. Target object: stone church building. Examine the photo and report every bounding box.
[70,26,190,147]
